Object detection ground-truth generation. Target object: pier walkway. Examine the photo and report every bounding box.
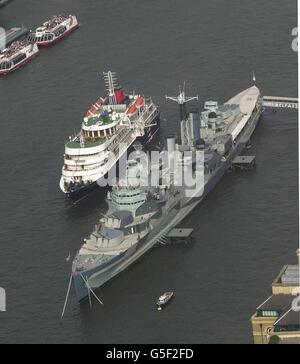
[260,96,298,109]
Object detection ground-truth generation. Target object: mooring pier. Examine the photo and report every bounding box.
[260,96,298,109]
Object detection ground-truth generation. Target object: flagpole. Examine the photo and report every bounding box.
[61,273,73,318]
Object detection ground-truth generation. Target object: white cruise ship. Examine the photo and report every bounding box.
[59,71,160,201]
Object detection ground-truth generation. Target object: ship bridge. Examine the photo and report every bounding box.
[259,96,298,109]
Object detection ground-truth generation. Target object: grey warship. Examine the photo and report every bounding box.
[72,84,262,302]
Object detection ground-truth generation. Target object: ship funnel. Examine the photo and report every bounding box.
[188,109,201,144]
[166,84,198,146]
[166,135,176,175]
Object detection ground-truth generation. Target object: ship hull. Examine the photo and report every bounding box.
[73,253,126,302]
[64,118,160,203]
[137,118,160,144]
[66,181,99,203]
[0,50,39,75]
[35,24,79,46]
[73,236,148,302]
[72,106,262,302]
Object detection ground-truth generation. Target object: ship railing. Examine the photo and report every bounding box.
[139,105,158,126]
[106,126,134,154]
[110,134,134,155]
[64,152,107,164]
[110,135,134,155]
[144,97,153,104]
[102,104,127,112]
[66,163,104,172]
[259,96,298,109]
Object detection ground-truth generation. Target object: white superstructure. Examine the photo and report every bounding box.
[29,15,78,46]
[60,71,159,197]
[0,40,39,75]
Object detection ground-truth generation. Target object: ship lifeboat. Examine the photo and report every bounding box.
[134,96,144,107]
[86,105,97,117]
[126,96,144,115]
[127,103,137,115]
[95,97,105,108]
[85,97,105,116]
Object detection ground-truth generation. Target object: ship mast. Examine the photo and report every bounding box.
[166,82,198,120]
[166,83,198,145]
[102,71,118,105]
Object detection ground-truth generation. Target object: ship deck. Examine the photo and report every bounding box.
[79,230,148,256]
[84,113,121,127]
[66,138,106,149]
[1,27,28,47]
[226,85,259,114]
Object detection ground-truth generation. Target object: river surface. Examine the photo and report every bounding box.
[0,0,298,343]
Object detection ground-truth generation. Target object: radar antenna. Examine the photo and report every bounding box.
[166,83,198,145]
[102,71,118,105]
[166,82,198,121]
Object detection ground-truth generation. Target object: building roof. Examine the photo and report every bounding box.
[256,294,300,332]
[272,264,300,286]
[280,265,299,284]
[279,337,300,344]
[274,308,300,327]
[256,294,293,311]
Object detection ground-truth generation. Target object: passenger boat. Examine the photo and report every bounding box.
[59,71,160,202]
[0,39,39,75]
[28,15,78,46]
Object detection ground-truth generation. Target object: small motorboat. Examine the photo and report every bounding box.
[156,291,174,310]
